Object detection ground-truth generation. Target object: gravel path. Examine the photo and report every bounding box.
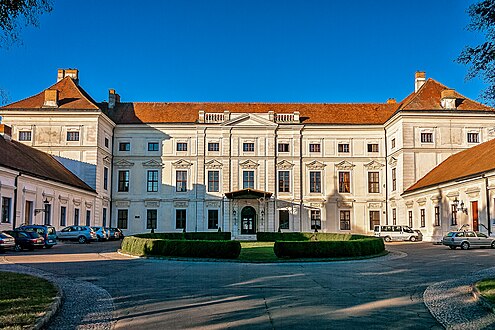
[424,266,495,330]
[0,258,114,330]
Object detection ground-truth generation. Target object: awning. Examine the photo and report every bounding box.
[225,189,273,200]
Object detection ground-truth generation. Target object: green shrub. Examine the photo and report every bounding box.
[121,236,240,259]
[257,232,367,242]
[134,232,231,241]
[273,237,384,259]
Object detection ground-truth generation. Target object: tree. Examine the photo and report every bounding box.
[457,0,495,104]
[0,0,52,47]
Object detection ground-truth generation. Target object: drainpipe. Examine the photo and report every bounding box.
[485,174,491,235]
[384,127,389,226]
[12,173,20,230]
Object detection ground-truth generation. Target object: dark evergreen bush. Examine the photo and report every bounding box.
[257,232,367,242]
[135,232,231,241]
[273,238,384,258]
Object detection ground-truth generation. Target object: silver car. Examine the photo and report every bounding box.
[57,226,97,244]
[442,231,495,250]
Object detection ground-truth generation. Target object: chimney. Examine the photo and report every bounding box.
[56,68,79,85]
[386,98,396,104]
[0,124,12,141]
[415,71,426,92]
[441,89,457,109]
[43,89,59,108]
[108,89,120,109]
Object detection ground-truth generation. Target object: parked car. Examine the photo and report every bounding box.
[3,230,44,251]
[442,231,495,250]
[57,226,97,243]
[0,232,15,252]
[91,226,109,241]
[374,225,421,242]
[17,225,57,248]
[106,228,125,240]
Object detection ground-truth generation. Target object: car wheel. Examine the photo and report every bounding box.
[449,246,457,250]
[78,236,87,244]
[410,236,417,242]
[384,236,391,242]
[14,244,22,252]
[461,242,470,250]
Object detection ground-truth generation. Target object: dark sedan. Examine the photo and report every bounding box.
[4,230,45,251]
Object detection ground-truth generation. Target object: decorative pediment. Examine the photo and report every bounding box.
[172,159,193,169]
[337,199,354,208]
[368,202,383,208]
[85,201,92,209]
[240,160,259,169]
[306,160,325,170]
[58,195,69,205]
[144,199,160,208]
[335,160,355,170]
[222,113,277,127]
[206,201,221,208]
[364,160,385,170]
[174,200,189,208]
[277,160,294,170]
[466,187,481,198]
[73,198,81,206]
[103,156,111,165]
[205,159,223,169]
[142,159,164,168]
[114,159,135,168]
[405,200,414,208]
[446,191,460,201]
[388,157,397,166]
[416,197,427,206]
[430,195,441,204]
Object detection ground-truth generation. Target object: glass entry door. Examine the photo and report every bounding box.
[241,206,256,235]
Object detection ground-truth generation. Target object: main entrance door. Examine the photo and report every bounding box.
[472,201,479,231]
[241,206,256,235]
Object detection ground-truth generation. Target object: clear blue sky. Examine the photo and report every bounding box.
[0,0,486,104]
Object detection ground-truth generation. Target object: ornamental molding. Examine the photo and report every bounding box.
[174,200,189,208]
[335,160,355,170]
[388,157,397,166]
[103,156,111,165]
[430,195,441,205]
[446,191,460,201]
[488,127,495,136]
[309,202,324,208]
[58,195,69,205]
[22,187,36,195]
[172,159,193,169]
[466,187,481,198]
[364,160,385,170]
[277,160,294,170]
[142,159,164,168]
[85,201,92,209]
[73,198,82,207]
[240,160,259,169]
[206,201,221,208]
[102,198,110,207]
[337,199,354,208]
[306,160,325,170]
[205,159,223,169]
[405,200,414,208]
[416,197,427,206]
[368,202,383,208]
[115,200,130,207]
[114,159,135,168]
[144,199,160,208]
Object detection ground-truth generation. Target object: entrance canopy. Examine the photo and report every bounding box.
[225,188,272,200]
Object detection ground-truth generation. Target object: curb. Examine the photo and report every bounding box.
[33,282,63,330]
[472,284,495,313]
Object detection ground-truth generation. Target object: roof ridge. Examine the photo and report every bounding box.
[65,77,100,110]
[125,101,393,105]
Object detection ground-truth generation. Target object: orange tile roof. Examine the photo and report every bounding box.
[0,135,95,192]
[2,76,100,110]
[404,138,495,194]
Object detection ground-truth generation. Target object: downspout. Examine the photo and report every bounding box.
[109,126,115,228]
[384,127,389,226]
[12,173,20,230]
[299,127,303,232]
[485,174,491,235]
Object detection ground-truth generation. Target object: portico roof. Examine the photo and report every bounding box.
[225,189,272,199]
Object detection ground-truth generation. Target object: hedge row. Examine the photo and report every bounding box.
[134,232,231,241]
[257,232,367,242]
[121,236,241,259]
[273,238,385,258]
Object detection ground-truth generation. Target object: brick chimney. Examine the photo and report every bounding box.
[0,123,12,141]
[108,89,120,109]
[57,69,79,85]
[441,89,457,109]
[387,98,396,104]
[43,89,59,108]
[415,71,426,92]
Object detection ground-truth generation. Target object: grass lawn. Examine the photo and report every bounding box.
[238,242,277,262]
[476,278,495,304]
[0,272,58,329]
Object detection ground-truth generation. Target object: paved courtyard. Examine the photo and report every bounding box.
[2,241,495,329]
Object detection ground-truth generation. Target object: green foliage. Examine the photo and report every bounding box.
[273,237,385,259]
[257,232,367,242]
[476,278,495,303]
[121,236,241,259]
[134,232,231,241]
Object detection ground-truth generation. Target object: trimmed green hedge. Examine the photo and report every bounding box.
[273,237,385,259]
[135,232,231,241]
[257,232,367,242]
[121,236,240,259]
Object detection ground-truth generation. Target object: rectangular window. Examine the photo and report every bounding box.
[208,171,219,192]
[243,142,255,152]
[392,208,397,225]
[421,132,433,143]
[338,143,350,153]
[340,210,351,230]
[104,137,109,148]
[118,170,130,192]
[367,143,379,152]
[434,206,440,226]
[103,167,108,190]
[409,210,413,228]
[147,170,159,192]
[148,142,159,151]
[1,197,11,223]
[25,201,33,225]
[420,209,425,227]
[176,209,186,229]
[467,132,479,143]
[208,142,219,151]
[279,210,290,230]
[147,209,157,230]
[338,172,351,193]
[309,143,321,152]
[243,171,254,189]
[44,204,51,225]
[102,208,107,227]
[86,210,91,226]
[278,143,289,152]
[370,210,380,230]
[74,208,79,226]
[392,168,396,191]
[67,131,79,141]
[19,131,32,141]
[309,171,321,193]
[368,172,380,193]
[119,142,130,151]
[177,142,188,151]
[451,204,457,226]
[278,171,290,192]
[176,171,187,192]
[208,209,219,230]
[311,210,321,230]
[117,209,128,229]
[391,138,396,149]
[60,206,67,227]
